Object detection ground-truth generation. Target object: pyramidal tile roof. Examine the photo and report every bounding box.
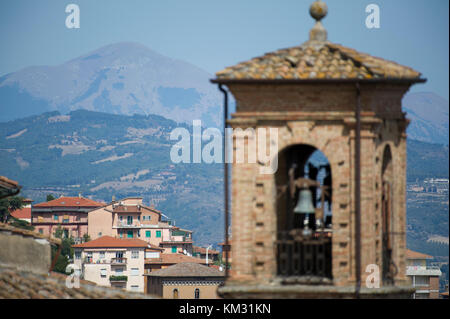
[33,196,104,208]
[73,236,149,248]
[214,1,422,82]
[146,262,224,277]
[405,249,433,260]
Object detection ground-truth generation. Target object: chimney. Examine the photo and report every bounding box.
[78,193,82,198]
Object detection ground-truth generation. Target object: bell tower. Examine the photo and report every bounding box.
[212,0,425,298]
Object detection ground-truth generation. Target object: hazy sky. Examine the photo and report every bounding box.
[0,0,448,99]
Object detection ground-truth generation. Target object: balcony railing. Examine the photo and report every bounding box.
[109,275,128,282]
[115,221,142,228]
[111,258,127,265]
[276,230,332,283]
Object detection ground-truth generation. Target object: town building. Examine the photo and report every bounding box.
[211,0,424,298]
[193,245,219,263]
[72,236,154,293]
[145,262,225,299]
[406,249,442,299]
[10,198,33,223]
[0,223,153,299]
[87,197,193,255]
[32,195,104,241]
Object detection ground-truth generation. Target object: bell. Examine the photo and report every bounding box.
[293,188,315,214]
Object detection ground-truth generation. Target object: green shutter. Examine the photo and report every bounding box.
[156,231,161,238]
[146,230,151,238]
[171,246,177,253]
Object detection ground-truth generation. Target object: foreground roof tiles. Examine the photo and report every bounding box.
[34,196,104,208]
[0,267,153,299]
[73,236,149,248]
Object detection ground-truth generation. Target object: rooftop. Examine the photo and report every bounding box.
[33,196,104,208]
[213,1,422,83]
[193,246,219,255]
[0,267,154,299]
[73,236,149,249]
[405,249,433,260]
[10,207,31,220]
[145,262,225,277]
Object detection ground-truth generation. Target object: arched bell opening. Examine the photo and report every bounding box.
[275,144,333,283]
[381,144,396,285]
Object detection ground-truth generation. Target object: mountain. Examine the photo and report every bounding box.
[403,92,449,145]
[0,42,222,127]
[0,110,223,247]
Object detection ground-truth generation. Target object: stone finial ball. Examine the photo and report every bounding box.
[310,0,328,21]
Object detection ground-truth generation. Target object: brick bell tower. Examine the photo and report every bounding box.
[211,0,425,298]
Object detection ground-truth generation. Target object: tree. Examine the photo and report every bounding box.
[51,236,75,274]
[54,226,64,239]
[83,233,91,243]
[46,194,55,202]
[0,196,25,223]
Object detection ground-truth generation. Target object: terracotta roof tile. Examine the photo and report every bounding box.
[145,262,225,277]
[215,43,421,82]
[73,236,149,248]
[10,207,31,219]
[0,267,155,299]
[193,246,219,255]
[33,197,104,208]
[405,249,433,259]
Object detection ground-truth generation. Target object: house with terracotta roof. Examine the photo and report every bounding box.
[406,249,442,299]
[73,235,156,292]
[87,197,194,255]
[10,198,33,223]
[0,223,154,299]
[145,262,225,299]
[32,195,104,241]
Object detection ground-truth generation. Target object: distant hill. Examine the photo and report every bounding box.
[0,110,223,246]
[403,92,449,145]
[0,42,221,127]
[0,110,448,247]
[407,139,449,181]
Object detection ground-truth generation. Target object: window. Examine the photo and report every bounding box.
[131,268,139,276]
[173,289,179,299]
[127,216,133,225]
[53,215,58,221]
[194,288,200,299]
[115,268,123,275]
[137,216,141,221]
[146,230,151,238]
[131,285,139,291]
[38,229,43,234]
[75,251,81,259]
[145,252,160,259]
[119,216,123,221]
[98,232,102,237]
[171,246,177,253]
[131,250,139,259]
[156,231,161,238]
[99,251,105,259]
[127,230,133,238]
[100,268,107,278]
